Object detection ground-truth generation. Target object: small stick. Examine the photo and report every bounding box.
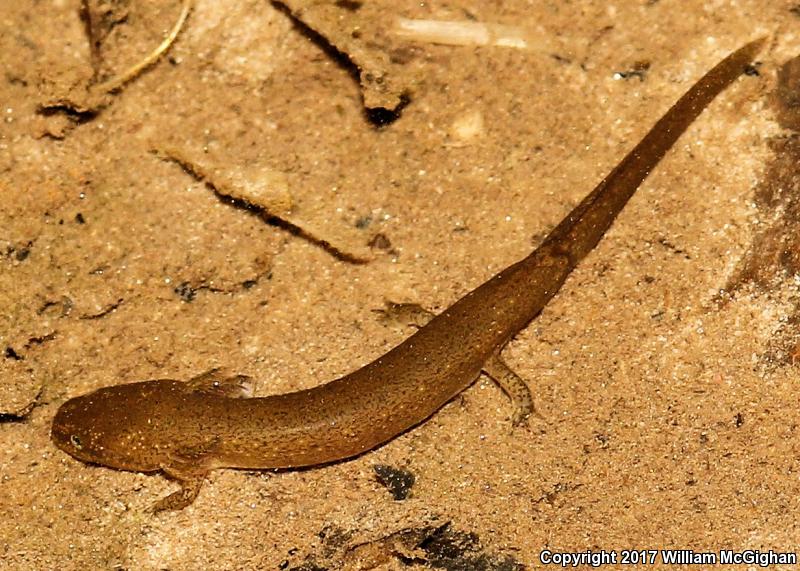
[93,0,193,94]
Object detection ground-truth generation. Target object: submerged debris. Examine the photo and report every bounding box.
[155,146,372,264]
[393,17,531,49]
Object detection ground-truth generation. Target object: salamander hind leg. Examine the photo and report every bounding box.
[483,352,539,428]
[378,302,538,426]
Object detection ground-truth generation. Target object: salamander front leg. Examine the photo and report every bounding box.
[373,301,434,328]
[153,471,206,512]
[483,352,537,427]
[152,441,218,512]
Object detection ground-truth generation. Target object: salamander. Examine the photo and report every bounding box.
[51,38,765,511]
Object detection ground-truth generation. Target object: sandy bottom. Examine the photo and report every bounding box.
[2,1,800,569]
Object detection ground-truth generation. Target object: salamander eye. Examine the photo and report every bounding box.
[70,435,83,449]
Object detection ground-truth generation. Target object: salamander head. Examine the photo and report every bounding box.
[51,380,183,472]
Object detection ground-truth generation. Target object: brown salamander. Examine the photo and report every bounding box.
[51,38,765,511]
